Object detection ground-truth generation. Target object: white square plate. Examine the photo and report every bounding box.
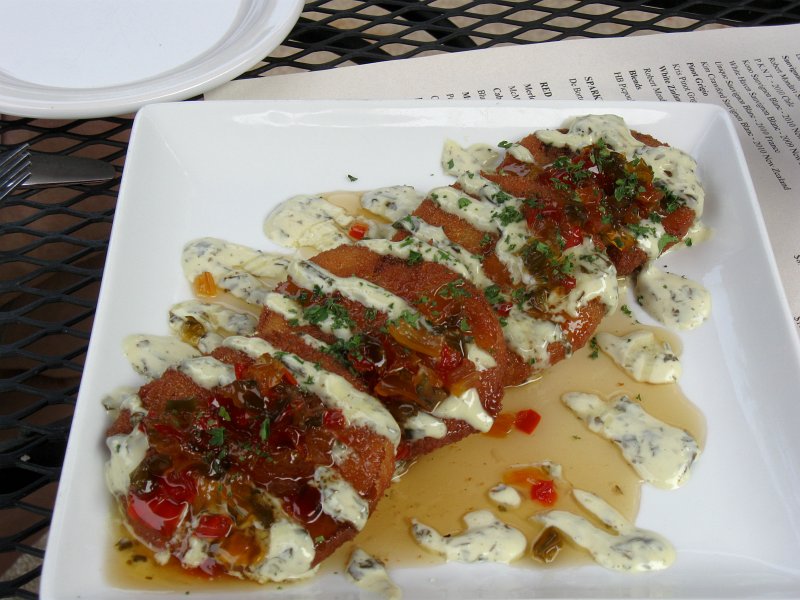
[41,100,800,599]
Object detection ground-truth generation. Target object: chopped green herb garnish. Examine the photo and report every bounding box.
[550,177,570,192]
[588,336,599,359]
[657,233,679,253]
[440,278,470,299]
[304,298,355,330]
[483,284,504,305]
[493,205,524,226]
[209,427,225,447]
[406,249,424,266]
[627,223,657,238]
[614,171,643,203]
[458,196,472,209]
[492,190,513,204]
[397,310,421,327]
[259,418,270,442]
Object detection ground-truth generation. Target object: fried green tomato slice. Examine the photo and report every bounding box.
[106,342,395,581]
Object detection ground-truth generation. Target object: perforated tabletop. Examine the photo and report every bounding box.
[2,1,800,597]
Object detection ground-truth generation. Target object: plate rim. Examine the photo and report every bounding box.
[0,0,303,119]
[40,99,800,599]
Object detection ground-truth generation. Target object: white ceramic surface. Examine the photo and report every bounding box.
[0,0,302,118]
[41,100,800,599]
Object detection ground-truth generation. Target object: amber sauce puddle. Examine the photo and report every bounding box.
[108,191,706,588]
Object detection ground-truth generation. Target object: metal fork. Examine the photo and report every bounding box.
[0,144,32,201]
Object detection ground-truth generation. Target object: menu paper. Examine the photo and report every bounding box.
[207,24,800,335]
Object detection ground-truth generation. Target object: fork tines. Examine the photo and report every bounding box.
[0,143,32,201]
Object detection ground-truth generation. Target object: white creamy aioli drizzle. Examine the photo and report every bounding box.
[427,185,537,288]
[312,466,370,531]
[596,330,682,383]
[122,335,235,389]
[101,386,146,418]
[122,334,200,380]
[465,342,496,371]
[288,260,416,324]
[361,185,422,222]
[535,489,675,572]
[180,537,209,569]
[546,238,619,318]
[412,510,526,564]
[264,291,353,340]
[105,426,149,496]
[636,263,711,330]
[403,412,447,441]
[431,387,494,433]
[629,218,670,261]
[562,392,700,489]
[263,194,355,251]
[248,519,317,583]
[347,548,402,600]
[392,215,491,286]
[177,356,236,389]
[442,140,501,176]
[182,237,290,306]
[168,300,257,353]
[359,237,478,285]
[488,483,522,508]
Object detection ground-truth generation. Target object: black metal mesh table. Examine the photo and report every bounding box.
[2,1,799,597]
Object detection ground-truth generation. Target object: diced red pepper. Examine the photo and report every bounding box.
[495,302,513,317]
[396,441,412,461]
[560,275,577,292]
[540,206,565,223]
[151,422,182,440]
[661,205,695,238]
[234,362,248,380]
[438,343,463,373]
[195,513,233,539]
[348,222,369,240]
[161,470,197,503]
[560,223,584,249]
[514,409,541,435]
[323,408,346,429]
[530,479,557,506]
[127,493,187,538]
[282,370,297,386]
